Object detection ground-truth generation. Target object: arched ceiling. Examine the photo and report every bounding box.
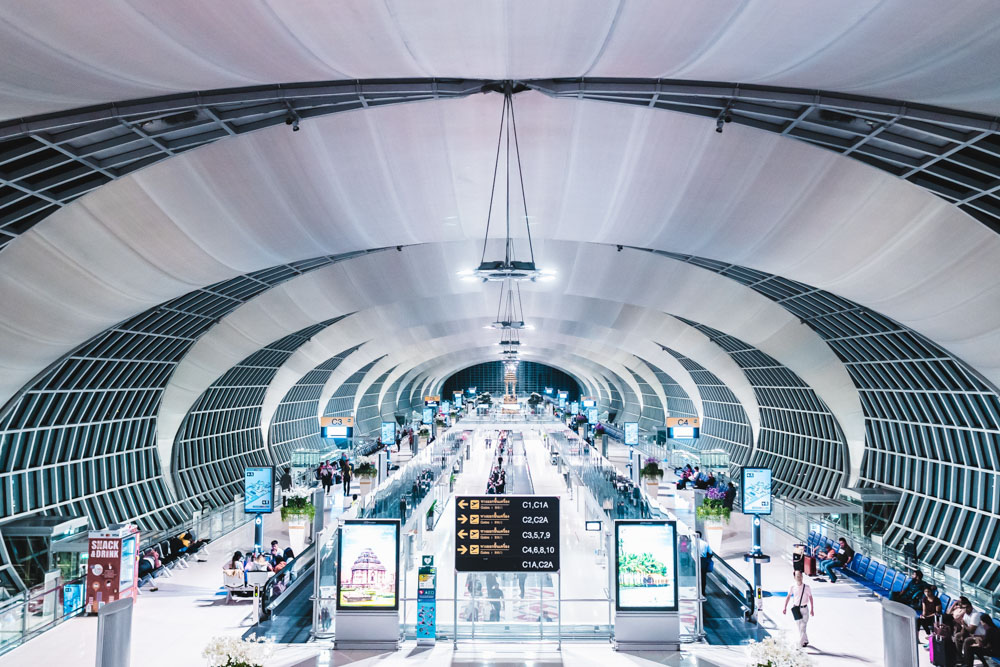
[3,1,1000,121]
[2,90,998,421]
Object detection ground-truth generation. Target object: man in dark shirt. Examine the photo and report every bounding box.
[916,587,941,642]
[818,537,853,583]
[723,482,737,510]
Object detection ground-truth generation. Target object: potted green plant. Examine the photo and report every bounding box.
[640,457,664,497]
[280,488,315,554]
[354,460,378,496]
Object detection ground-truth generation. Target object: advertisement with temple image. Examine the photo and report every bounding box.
[336,520,400,610]
[615,521,678,611]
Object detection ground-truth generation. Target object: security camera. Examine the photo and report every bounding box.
[617,245,623,252]
[396,245,403,252]
[291,119,300,132]
[724,113,733,123]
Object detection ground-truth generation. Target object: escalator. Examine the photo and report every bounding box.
[702,553,769,645]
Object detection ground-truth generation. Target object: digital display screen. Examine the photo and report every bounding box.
[337,520,400,610]
[742,467,772,515]
[558,397,566,408]
[624,422,639,445]
[587,408,598,424]
[119,535,137,588]
[570,402,579,414]
[615,521,678,611]
[244,467,274,513]
[582,398,597,408]
[422,408,434,424]
[381,421,396,444]
[668,426,698,439]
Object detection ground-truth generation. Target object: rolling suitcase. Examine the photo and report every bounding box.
[803,556,817,576]
[930,636,956,666]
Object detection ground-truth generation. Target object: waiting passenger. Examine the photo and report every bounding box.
[248,554,273,573]
[892,569,929,608]
[224,551,244,571]
[818,537,853,583]
[273,554,287,574]
[961,614,1000,666]
[917,587,942,642]
[269,540,281,560]
[283,547,295,561]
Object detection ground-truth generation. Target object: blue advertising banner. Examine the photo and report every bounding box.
[741,467,772,515]
[416,554,436,645]
[244,467,274,513]
[624,422,639,445]
[381,421,396,444]
[63,583,84,616]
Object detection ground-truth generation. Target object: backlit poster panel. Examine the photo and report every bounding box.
[615,521,678,611]
[741,467,772,515]
[244,467,274,513]
[624,422,639,445]
[337,520,400,610]
[381,421,396,444]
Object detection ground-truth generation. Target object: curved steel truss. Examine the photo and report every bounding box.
[2,78,1000,252]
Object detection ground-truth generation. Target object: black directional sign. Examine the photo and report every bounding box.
[454,495,560,572]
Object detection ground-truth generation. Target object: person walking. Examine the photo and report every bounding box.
[783,570,815,647]
[340,456,352,496]
[696,531,713,595]
[320,461,333,495]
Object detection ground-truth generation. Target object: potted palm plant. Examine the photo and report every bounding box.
[354,460,378,496]
[640,457,664,497]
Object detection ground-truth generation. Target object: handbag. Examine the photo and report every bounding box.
[791,585,805,621]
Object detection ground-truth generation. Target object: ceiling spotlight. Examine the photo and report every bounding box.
[716,100,734,134]
[617,245,623,252]
[716,117,725,133]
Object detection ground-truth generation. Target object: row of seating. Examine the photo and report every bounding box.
[138,531,208,589]
[807,531,921,599]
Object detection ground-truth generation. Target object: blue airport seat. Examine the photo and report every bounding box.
[847,552,863,574]
[939,593,951,613]
[864,560,879,581]
[890,573,907,594]
[874,568,897,596]
[854,555,870,576]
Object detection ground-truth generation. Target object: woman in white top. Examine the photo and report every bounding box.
[783,570,815,647]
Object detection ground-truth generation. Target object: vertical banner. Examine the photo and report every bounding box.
[416,555,437,645]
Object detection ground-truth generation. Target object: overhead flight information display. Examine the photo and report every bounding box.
[454,496,560,572]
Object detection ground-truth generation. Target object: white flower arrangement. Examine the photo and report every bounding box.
[280,486,312,500]
[203,634,274,667]
[747,636,813,667]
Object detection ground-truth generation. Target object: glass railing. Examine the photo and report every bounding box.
[765,502,998,618]
[0,575,86,656]
[261,542,315,617]
[312,426,470,639]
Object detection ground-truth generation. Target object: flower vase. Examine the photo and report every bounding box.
[359,476,373,496]
[705,518,725,554]
[644,478,660,499]
[286,516,308,555]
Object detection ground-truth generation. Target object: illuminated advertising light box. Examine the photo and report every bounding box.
[587,408,598,424]
[381,421,396,444]
[337,520,400,610]
[615,520,678,612]
[667,426,699,439]
[558,396,566,408]
[322,425,353,439]
[741,467,773,515]
[582,398,597,408]
[570,401,579,414]
[544,387,553,395]
[624,422,639,445]
[422,407,434,424]
[557,390,568,399]
[244,466,274,513]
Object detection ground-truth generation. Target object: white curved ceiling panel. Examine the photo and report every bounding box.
[3,1,1000,120]
[1,92,996,422]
